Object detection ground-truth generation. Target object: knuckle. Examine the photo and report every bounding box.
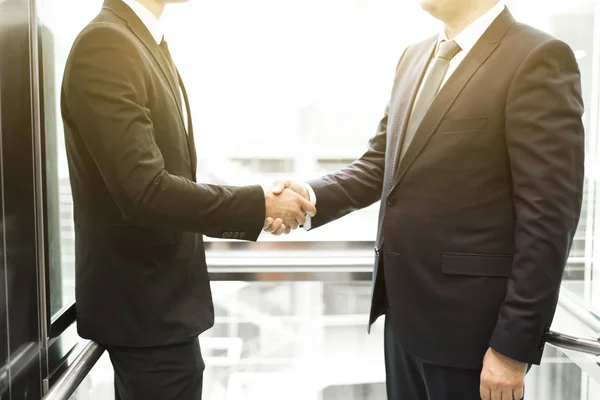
[488,379,501,389]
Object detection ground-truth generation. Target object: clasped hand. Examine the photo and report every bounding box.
[262,180,313,236]
[480,348,526,400]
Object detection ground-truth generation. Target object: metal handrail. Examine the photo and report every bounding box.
[0,343,39,395]
[41,342,105,400]
[556,289,600,334]
[40,261,600,400]
[546,331,600,356]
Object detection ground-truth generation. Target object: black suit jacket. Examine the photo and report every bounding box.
[308,8,584,368]
[61,0,266,347]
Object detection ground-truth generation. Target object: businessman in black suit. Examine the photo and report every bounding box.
[267,0,584,398]
[61,0,315,399]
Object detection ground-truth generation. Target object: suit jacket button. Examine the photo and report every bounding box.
[387,195,396,206]
[375,248,380,256]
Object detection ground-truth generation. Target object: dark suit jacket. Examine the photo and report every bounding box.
[61,0,266,347]
[308,8,584,368]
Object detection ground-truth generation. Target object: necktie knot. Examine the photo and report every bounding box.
[436,40,461,61]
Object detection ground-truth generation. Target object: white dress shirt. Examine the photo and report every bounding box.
[418,0,506,98]
[121,0,189,132]
[303,0,506,230]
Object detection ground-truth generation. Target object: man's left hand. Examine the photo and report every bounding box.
[480,347,526,400]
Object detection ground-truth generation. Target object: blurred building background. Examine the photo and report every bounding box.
[32,0,600,399]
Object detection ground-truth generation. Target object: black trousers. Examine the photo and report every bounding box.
[385,318,513,400]
[108,338,204,400]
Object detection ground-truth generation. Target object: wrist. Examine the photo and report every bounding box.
[261,184,270,197]
[304,183,317,205]
[301,187,309,200]
[262,185,273,218]
[490,348,526,371]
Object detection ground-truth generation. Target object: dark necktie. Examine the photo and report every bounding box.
[400,40,462,159]
[159,39,183,111]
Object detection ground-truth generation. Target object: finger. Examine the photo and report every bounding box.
[271,179,290,194]
[274,224,286,236]
[263,218,276,233]
[290,209,305,228]
[263,217,274,230]
[284,225,291,234]
[300,197,317,217]
[490,388,502,400]
[266,218,283,234]
[480,384,490,400]
[287,181,308,198]
[514,387,524,400]
[296,213,307,226]
[502,389,514,400]
[285,217,299,230]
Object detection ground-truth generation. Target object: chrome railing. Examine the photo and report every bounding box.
[556,290,600,334]
[41,342,105,400]
[546,331,600,355]
[40,242,600,399]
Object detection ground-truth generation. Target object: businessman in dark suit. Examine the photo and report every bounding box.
[267,0,584,398]
[61,0,315,399]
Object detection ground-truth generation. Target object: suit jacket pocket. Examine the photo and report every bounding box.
[110,225,179,248]
[442,252,512,277]
[437,117,488,133]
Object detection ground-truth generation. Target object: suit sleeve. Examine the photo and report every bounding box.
[489,39,585,364]
[306,106,388,229]
[306,49,408,229]
[63,26,265,240]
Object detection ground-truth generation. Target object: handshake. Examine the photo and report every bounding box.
[262,180,316,235]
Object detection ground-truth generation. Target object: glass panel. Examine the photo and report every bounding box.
[39,0,103,317]
[64,281,600,400]
[527,346,600,400]
[38,0,600,324]
[203,281,381,399]
[162,0,441,243]
[36,1,600,397]
[69,352,115,400]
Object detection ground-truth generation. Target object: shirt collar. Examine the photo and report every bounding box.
[121,0,164,45]
[439,0,506,53]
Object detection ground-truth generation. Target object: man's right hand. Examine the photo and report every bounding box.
[270,179,310,201]
[262,185,316,235]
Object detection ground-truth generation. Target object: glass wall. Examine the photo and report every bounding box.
[67,281,600,400]
[37,0,600,398]
[39,0,600,316]
[40,0,100,317]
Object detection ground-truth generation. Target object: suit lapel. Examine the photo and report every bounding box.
[389,39,436,183]
[390,8,516,191]
[103,0,188,136]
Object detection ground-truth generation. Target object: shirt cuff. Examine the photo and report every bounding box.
[303,183,316,231]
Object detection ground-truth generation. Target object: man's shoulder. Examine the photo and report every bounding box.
[65,11,139,72]
[505,21,565,55]
[71,8,132,51]
[62,10,141,88]
[405,35,438,55]
[395,35,437,66]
